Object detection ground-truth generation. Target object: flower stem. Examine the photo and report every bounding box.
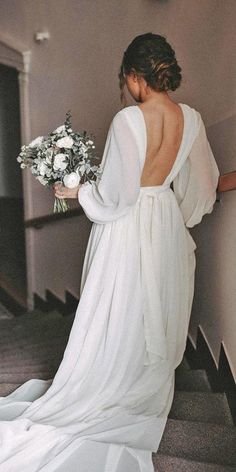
[53,197,70,213]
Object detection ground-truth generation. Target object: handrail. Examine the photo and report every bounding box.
[24,206,85,229]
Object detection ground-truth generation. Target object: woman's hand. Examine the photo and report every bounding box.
[217,171,236,192]
[53,182,82,199]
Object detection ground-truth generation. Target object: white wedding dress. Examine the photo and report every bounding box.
[0,103,220,471]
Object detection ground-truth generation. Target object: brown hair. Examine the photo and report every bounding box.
[119,32,182,106]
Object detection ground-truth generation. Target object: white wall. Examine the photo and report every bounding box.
[0,0,235,378]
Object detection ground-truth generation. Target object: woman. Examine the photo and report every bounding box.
[0,33,232,472]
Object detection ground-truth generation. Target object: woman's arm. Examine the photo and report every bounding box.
[217,171,236,192]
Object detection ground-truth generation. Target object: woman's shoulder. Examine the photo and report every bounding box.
[112,105,141,124]
[110,106,145,138]
[109,106,146,150]
[180,101,200,116]
[181,102,203,134]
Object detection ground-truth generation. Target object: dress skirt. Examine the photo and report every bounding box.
[0,184,196,471]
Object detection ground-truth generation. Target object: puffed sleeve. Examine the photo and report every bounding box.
[172,112,220,228]
[78,108,143,224]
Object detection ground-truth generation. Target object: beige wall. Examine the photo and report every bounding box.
[190,113,236,379]
[0,0,235,378]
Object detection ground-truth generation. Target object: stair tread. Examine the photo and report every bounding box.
[0,383,22,396]
[0,307,234,467]
[175,368,212,392]
[159,418,236,466]
[153,453,236,471]
[175,357,191,375]
[0,371,57,383]
[0,311,75,328]
[169,391,234,425]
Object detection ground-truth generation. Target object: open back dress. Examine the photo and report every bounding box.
[0,103,220,471]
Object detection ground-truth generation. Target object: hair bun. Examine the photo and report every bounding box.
[119,33,182,95]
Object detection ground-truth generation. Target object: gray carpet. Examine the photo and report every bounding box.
[0,305,235,471]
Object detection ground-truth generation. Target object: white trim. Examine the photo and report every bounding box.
[187,331,197,350]
[0,34,35,310]
[198,324,220,370]
[199,325,236,383]
[221,340,236,383]
[0,33,31,73]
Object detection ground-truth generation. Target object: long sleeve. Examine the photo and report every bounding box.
[78,108,144,224]
[172,113,220,228]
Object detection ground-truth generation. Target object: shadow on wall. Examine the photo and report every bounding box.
[0,63,27,301]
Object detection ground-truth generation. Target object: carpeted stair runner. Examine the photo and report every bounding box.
[0,308,75,390]
[0,305,235,470]
[153,358,236,470]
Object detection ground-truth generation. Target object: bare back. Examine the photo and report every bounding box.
[139,102,184,187]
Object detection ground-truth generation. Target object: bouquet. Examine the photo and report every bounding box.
[16,111,101,212]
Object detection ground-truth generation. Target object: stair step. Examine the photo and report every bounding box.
[0,333,70,349]
[0,327,71,339]
[175,356,191,374]
[0,313,74,330]
[1,349,65,364]
[175,368,212,392]
[0,301,14,320]
[0,309,65,325]
[0,383,22,396]
[23,309,65,318]
[0,361,60,374]
[0,370,56,383]
[153,453,236,471]
[0,329,71,344]
[158,419,236,466]
[0,313,74,335]
[169,391,234,426]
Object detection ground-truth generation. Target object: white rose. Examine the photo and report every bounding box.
[56,136,74,149]
[63,172,81,188]
[29,136,44,148]
[36,175,47,185]
[53,153,68,171]
[53,125,65,133]
[38,162,48,176]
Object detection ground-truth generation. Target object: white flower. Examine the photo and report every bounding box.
[38,162,48,176]
[36,175,47,185]
[45,148,53,164]
[53,153,68,171]
[56,136,74,149]
[63,172,81,188]
[29,136,44,148]
[53,125,65,134]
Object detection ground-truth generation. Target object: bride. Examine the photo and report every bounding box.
[0,32,232,472]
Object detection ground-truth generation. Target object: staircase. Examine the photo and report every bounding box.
[0,308,75,393]
[0,306,235,471]
[154,358,236,471]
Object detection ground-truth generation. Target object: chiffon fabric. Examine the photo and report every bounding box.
[0,103,220,471]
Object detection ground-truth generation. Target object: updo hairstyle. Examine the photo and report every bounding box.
[119,32,182,105]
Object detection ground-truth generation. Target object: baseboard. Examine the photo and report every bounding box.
[33,289,79,316]
[185,326,236,425]
[0,272,27,316]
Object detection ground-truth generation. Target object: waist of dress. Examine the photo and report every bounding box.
[139,184,171,194]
